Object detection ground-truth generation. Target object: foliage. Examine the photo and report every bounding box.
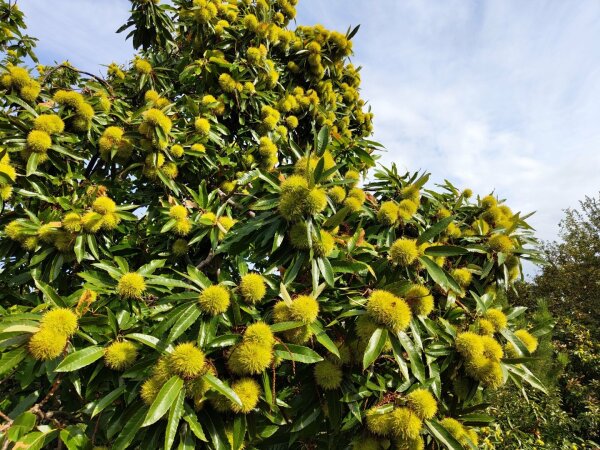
[533,194,600,332]
[0,0,547,448]
[487,195,600,449]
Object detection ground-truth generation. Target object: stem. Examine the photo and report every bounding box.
[195,249,215,270]
[42,64,114,94]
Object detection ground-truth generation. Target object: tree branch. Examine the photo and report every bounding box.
[42,63,114,95]
[195,249,215,270]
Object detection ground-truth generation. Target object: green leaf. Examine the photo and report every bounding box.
[167,303,201,343]
[125,333,173,353]
[317,257,334,287]
[60,425,89,450]
[311,258,319,294]
[74,234,85,263]
[186,265,212,289]
[49,252,65,281]
[199,410,229,450]
[207,334,241,349]
[419,256,462,294]
[529,318,556,337]
[26,152,39,176]
[457,412,496,425]
[310,322,340,358]
[178,426,196,450]
[161,218,177,233]
[500,329,530,357]
[315,126,330,156]
[291,406,321,432]
[232,415,246,450]
[274,343,323,363]
[30,247,54,267]
[417,215,456,245]
[270,321,305,332]
[397,331,426,382]
[312,155,325,184]
[347,24,360,39]
[424,245,469,257]
[112,405,147,450]
[282,252,306,285]
[203,373,243,407]
[147,276,191,289]
[6,411,36,441]
[15,430,56,450]
[389,335,410,380]
[55,346,104,372]
[363,327,388,369]
[164,389,185,450]
[504,363,547,393]
[92,262,122,280]
[322,207,348,229]
[86,234,100,260]
[143,375,184,427]
[138,258,166,276]
[505,306,528,320]
[90,385,126,418]
[33,278,66,307]
[0,347,27,376]
[426,419,465,450]
[183,404,208,442]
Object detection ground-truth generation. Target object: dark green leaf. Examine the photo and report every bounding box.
[0,347,27,376]
[142,375,184,427]
[90,385,126,418]
[417,216,456,245]
[317,257,334,287]
[363,327,388,369]
[397,332,426,382]
[274,343,323,363]
[55,346,104,372]
[315,126,329,156]
[426,419,464,450]
[203,373,243,407]
[310,322,340,358]
[112,405,147,450]
[183,404,208,442]
[424,245,469,257]
[164,389,185,450]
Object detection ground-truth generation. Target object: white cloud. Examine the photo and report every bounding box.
[296,0,600,246]
[19,0,132,72]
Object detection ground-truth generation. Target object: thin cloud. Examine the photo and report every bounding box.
[297,0,600,244]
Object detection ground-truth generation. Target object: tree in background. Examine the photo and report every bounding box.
[0,1,548,449]
[487,195,600,449]
[531,195,599,444]
[535,195,600,332]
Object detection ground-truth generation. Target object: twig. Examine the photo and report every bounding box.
[41,63,114,94]
[274,338,296,375]
[195,249,215,270]
[37,374,63,408]
[0,410,13,434]
[91,413,101,445]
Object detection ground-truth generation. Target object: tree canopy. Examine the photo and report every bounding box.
[533,194,600,332]
[0,1,547,449]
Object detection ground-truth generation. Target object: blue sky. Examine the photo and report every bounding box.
[18,0,600,248]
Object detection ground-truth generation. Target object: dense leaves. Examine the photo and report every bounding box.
[488,196,600,449]
[0,0,547,449]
